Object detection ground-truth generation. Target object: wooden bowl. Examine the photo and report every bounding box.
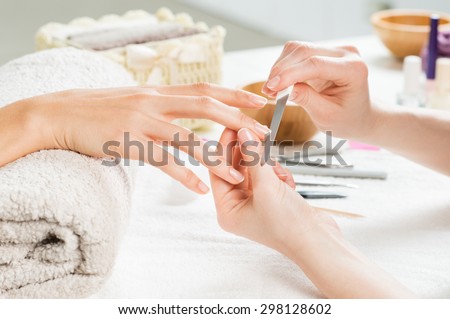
[371,9,450,58]
[240,81,318,144]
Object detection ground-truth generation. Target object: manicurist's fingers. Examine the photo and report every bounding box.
[263,43,347,95]
[265,56,367,94]
[273,46,346,76]
[262,42,347,95]
[287,82,341,126]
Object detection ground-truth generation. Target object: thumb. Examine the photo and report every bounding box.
[289,82,330,121]
[237,128,277,186]
[209,128,238,199]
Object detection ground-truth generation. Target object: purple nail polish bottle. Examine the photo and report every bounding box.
[426,14,440,80]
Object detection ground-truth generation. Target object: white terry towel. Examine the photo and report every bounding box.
[0,48,136,298]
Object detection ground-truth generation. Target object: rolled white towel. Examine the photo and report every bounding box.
[0,48,136,298]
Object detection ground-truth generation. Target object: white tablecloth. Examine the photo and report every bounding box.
[94,36,450,299]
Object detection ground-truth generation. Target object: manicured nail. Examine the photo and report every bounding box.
[230,168,244,183]
[289,91,298,101]
[207,144,217,153]
[261,85,272,95]
[250,94,268,106]
[273,163,286,175]
[239,128,255,142]
[273,164,283,173]
[197,180,210,193]
[254,122,271,137]
[266,76,280,89]
[261,85,268,94]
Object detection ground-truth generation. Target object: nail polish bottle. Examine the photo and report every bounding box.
[397,56,425,107]
[425,14,440,106]
[430,58,450,110]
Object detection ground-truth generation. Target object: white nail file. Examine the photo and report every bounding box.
[263,86,293,163]
[285,164,388,179]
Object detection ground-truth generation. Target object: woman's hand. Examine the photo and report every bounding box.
[209,127,338,255]
[3,83,271,194]
[262,42,377,140]
[209,128,415,298]
[261,41,450,176]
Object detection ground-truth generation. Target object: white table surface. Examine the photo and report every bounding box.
[94,36,450,299]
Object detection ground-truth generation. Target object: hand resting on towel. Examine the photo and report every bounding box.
[0,84,273,194]
[210,127,415,298]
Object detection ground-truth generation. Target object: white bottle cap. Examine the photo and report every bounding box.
[403,55,422,95]
[435,58,450,94]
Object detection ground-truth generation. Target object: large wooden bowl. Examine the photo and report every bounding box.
[240,81,317,144]
[371,9,450,58]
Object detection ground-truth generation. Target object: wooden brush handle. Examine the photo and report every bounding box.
[313,206,364,219]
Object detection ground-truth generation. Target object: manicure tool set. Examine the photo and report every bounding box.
[265,88,386,219]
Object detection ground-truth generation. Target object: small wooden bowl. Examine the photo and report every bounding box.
[371,9,450,58]
[240,81,317,144]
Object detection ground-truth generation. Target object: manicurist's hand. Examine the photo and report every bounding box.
[262,42,375,140]
[262,41,450,176]
[210,128,415,298]
[0,83,271,194]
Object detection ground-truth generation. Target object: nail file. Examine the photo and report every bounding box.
[286,164,388,179]
[295,180,358,189]
[297,191,347,199]
[263,86,292,163]
[280,156,354,168]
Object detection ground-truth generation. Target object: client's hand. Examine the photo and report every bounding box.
[5,83,270,194]
[262,42,375,140]
[209,127,338,255]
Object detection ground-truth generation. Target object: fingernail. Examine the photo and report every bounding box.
[273,164,284,173]
[238,128,255,142]
[266,76,280,89]
[273,164,287,176]
[207,144,217,153]
[197,180,210,193]
[230,168,244,183]
[254,123,270,137]
[250,94,268,106]
[289,91,298,101]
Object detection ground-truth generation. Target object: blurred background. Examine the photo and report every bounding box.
[1,0,450,64]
